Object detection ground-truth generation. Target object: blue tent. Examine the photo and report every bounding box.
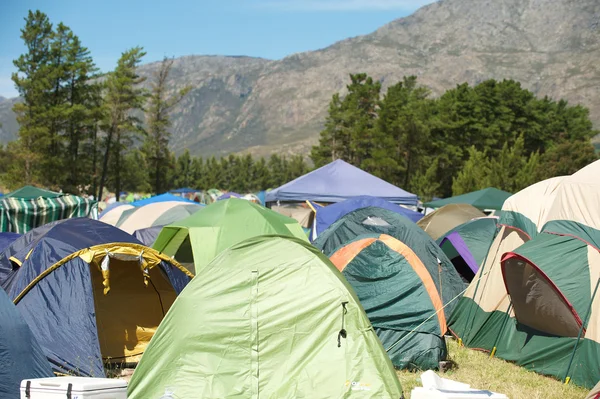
[169,188,198,194]
[131,193,196,207]
[133,226,163,246]
[266,159,417,205]
[6,218,192,377]
[217,192,242,200]
[0,220,67,290]
[0,286,52,397]
[313,196,423,240]
[0,232,20,253]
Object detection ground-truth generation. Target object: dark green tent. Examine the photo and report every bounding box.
[436,217,499,282]
[314,207,465,370]
[5,186,61,199]
[425,188,511,211]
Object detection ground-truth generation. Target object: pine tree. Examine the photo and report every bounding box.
[97,47,146,200]
[451,147,491,195]
[63,33,101,193]
[11,10,53,185]
[143,57,190,194]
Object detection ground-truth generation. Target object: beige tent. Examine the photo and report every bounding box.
[116,202,202,234]
[448,164,600,387]
[271,204,313,228]
[586,381,600,399]
[418,204,485,240]
[99,204,134,226]
[452,176,566,331]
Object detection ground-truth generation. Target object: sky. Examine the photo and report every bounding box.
[0,0,436,98]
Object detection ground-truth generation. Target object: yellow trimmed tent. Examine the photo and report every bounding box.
[5,218,192,377]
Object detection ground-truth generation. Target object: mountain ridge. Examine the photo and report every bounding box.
[1,0,599,157]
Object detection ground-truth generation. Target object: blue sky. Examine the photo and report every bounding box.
[0,0,436,98]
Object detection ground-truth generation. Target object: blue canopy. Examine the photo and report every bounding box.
[314,196,423,239]
[266,159,417,205]
[6,218,191,377]
[0,286,52,397]
[0,232,20,253]
[131,193,196,207]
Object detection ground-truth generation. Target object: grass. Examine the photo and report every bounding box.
[396,339,588,399]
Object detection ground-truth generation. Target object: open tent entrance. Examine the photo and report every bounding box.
[502,252,583,337]
[172,234,196,275]
[88,253,177,367]
[439,233,478,283]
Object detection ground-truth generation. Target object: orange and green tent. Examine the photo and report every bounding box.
[314,207,465,370]
[329,233,454,370]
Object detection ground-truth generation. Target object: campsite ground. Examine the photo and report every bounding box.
[396,339,588,399]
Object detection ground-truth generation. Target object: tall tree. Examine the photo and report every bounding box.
[143,57,190,193]
[63,33,101,193]
[311,74,381,167]
[97,47,146,200]
[11,10,53,185]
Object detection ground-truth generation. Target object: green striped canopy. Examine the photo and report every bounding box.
[0,187,96,233]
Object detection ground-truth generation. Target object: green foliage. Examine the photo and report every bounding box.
[97,46,147,199]
[310,74,381,167]
[312,74,598,199]
[536,140,598,180]
[453,136,541,195]
[451,147,491,195]
[9,10,101,192]
[164,153,310,193]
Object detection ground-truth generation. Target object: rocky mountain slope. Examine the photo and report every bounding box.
[1,0,599,157]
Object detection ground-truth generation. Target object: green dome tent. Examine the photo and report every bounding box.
[424,187,512,211]
[436,217,499,282]
[128,236,403,399]
[314,207,465,371]
[329,233,453,370]
[152,198,308,274]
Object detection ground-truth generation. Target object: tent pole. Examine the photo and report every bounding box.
[563,277,600,384]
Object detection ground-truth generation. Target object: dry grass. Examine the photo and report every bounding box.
[396,339,589,399]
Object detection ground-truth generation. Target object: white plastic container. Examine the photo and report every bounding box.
[20,376,127,399]
[411,370,509,399]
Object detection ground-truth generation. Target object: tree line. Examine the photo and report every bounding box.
[117,150,308,194]
[3,10,598,201]
[0,10,309,198]
[311,74,598,199]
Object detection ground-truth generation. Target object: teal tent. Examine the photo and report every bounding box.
[425,188,511,211]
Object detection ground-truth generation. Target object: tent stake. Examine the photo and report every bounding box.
[563,278,600,384]
[489,302,512,359]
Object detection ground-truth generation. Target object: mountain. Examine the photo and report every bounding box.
[1,0,599,157]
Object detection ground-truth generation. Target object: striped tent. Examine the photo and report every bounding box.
[0,186,97,234]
